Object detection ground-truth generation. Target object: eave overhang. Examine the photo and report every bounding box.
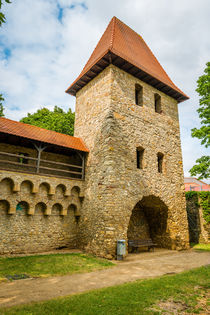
[66,51,189,103]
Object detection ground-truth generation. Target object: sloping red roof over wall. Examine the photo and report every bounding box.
[0,117,89,152]
[66,16,189,102]
[184,177,208,185]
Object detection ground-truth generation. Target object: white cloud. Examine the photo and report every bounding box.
[0,0,209,180]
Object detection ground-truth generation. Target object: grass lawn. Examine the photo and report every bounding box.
[193,243,210,251]
[0,253,114,280]
[1,266,209,315]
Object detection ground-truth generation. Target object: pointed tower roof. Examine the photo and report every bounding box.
[66,17,189,102]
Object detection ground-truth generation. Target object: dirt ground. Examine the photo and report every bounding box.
[0,249,209,308]
[148,285,210,315]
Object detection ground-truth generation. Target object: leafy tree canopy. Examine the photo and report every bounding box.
[190,156,210,180]
[0,94,5,117]
[20,106,75,136]
[190,62,210,179]
[0,0,11,26]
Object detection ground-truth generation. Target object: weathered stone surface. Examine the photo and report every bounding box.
[0,64,190,258]
[74,65,189,258]
[0,170,84,254]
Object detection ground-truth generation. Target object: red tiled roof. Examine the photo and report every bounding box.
[66,16,189,102]
[184,177,208,185]
[0,117,89,152]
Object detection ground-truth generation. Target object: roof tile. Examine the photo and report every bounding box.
[66,17,189,101]
[0,117,89,152]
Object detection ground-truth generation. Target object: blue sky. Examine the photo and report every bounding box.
[0,0,209,180]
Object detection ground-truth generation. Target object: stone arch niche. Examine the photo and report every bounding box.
[20,180,33,194]
[52,203,63,215]
[0,178,14,194]
[16,201,29,215]
[71,186,80,197]
[35,202,47,215]
[0,200,10,213]
[39,182,50,197]
[127,195,171,249]
[68,203,77,213]
[55,184,66,198]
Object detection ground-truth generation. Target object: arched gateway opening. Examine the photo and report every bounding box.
[127,196,171,249]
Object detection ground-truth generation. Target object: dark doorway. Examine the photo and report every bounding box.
[128,196,171,248]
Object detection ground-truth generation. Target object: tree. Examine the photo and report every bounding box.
[0,94,5,117]
[190,62,210,179]
[20,106,75,136]
[0,0,11,26]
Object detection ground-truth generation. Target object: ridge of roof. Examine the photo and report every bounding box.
[184,177,209,185]
[66,16,189,102]
[112,17,182,93]
[110,16,116,49]
[0,117,89,152]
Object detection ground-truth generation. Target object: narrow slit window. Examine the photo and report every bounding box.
[157,152,164,173]
[136,147,144,169]
[135,84,143,106]
[154,93,162,113]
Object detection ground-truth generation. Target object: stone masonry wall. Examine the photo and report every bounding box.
[0,170,84,254]
[74,64,189,258]
[127,204,150,241]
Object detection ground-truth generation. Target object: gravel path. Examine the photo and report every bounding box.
[0,249,209,308]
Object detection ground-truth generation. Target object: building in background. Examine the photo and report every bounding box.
[184,177,210,192]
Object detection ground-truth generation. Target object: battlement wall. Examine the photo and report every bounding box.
[0,170,84,254]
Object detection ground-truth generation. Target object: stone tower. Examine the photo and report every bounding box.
[66,17,190,258]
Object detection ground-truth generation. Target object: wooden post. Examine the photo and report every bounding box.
[81,154,85,180]
[77,152,85,180]
[33,143,47,174]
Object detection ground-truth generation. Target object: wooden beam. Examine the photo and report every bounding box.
[121,63,134,71]
[110,54,118,63]
[77,152,85,180]
[108,53,112,63]
[93,64,104,71]
[40,158,83,169]
[81,155,85,180]
[39,165,82,175]
[130,68,141,76]
[0,159,36,168]
[154,82,165,89]
[148,78,158,85]
[0,166,84,181]
[33,143,47,174]
[100,59,109,66]
[138,73,149,80]
[117,60,128,67]
[75,83,83,88]
[0,151,37,160]
[79,78,89,85]
[84,73,93,80]
[88,69,98,75]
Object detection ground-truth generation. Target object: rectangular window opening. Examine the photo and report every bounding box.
[155,94,162,113]
[157,152,164,173]
[136,147,144,169]
[135,84,143,106]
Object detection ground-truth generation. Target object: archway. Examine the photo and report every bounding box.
[127,195,171,249]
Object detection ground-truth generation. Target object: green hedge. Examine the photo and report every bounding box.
[185,191,210,224]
